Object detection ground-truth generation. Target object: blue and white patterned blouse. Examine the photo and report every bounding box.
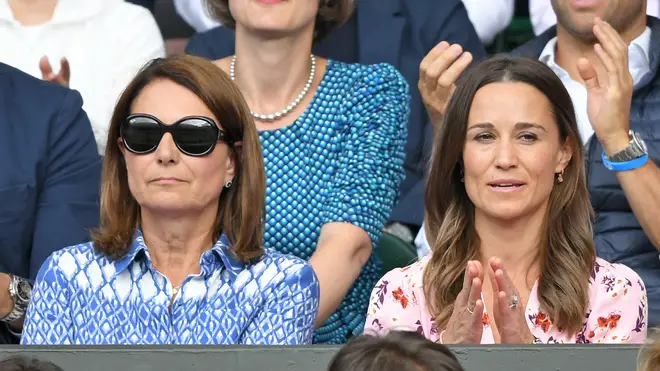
[21,231,320,345]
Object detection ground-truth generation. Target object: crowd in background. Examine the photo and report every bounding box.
[0,1,658,365]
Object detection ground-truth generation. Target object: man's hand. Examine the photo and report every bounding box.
[419,42,473,126]
[39,56,70,87]
[577,17,633,155]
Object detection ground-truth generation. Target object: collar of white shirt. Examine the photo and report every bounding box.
[539,26,652,87]
[0,0,119,25]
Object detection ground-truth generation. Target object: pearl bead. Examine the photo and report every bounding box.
[230,55,316,122]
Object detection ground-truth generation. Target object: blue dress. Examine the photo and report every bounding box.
[259,60,409,344]
[21,231,320,345]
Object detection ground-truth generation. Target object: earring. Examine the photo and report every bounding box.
[460,168,465,183]
[557,170,564,184]
[224,180,233,188]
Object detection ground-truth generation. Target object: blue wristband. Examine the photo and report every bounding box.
[601,152,649,172]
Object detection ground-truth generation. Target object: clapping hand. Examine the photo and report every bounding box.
[487,257,535,344]
[39,56,70,88]
[442,260,485,344]
[418,41,473,126]
[577,17,633,154]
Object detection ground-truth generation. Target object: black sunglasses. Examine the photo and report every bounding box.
[120,114,234,156]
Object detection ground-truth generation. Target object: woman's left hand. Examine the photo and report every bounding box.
[577,17,634,154]
[487,257,535,344]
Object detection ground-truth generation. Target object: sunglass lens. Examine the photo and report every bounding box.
[123,116,162,153]
[174,119,219,155]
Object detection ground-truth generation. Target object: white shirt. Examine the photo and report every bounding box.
[0,0,166,154]
[462,0,515,45]
[530,0,660,36]
[174,0,221,33]
[415,27,652,258]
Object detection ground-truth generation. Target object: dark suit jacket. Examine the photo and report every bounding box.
[0,63,101,343]
[185,0,486,228]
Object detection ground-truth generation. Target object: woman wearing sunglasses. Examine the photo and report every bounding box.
[199,0,409,344]
[20,55,320,345]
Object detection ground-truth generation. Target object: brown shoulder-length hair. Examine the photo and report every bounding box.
[206,0,355,42]
[423,56,596,336]
[93,55,265,263]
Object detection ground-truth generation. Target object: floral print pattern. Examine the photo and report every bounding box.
[364,257,647,344]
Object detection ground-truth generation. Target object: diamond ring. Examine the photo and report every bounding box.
[510,294,519,309]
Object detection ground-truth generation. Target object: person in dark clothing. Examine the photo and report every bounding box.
[0,62,101,344]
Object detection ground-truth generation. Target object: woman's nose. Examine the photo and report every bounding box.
[154,133,180,164]
[493,140,518,169]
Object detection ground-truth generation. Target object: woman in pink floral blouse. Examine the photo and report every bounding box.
[365,54,648,344]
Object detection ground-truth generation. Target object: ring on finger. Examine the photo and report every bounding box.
[509,294,519,309]
[466,305,474,315]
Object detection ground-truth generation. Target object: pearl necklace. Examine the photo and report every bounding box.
[229,54,316,121]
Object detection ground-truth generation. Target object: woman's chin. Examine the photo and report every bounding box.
[478,206,538,223]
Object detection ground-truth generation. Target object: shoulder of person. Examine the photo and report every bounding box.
[96,0,159,28]
[379,256,429,294]
[589,257,646,298]
[254,248,317,283]
[328,61,409,106]
[35,241,107,283]
[345,62,407,87]
[0,63,82,128]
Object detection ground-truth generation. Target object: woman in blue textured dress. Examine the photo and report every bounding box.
[205,0,409,343]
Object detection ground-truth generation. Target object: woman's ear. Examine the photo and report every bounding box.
[118,137,126,156]
[225,143,241,181]
[555,137,574,174]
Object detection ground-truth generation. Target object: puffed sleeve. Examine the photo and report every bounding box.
[580,259,648,344]
[320,63,410,247]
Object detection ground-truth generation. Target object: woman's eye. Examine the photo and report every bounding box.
[475,133,495,141]
[519,133,538,142]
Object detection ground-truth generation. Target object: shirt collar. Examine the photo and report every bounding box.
[112,230,247,281]
[630,26,652,73]
[539,26,652,85]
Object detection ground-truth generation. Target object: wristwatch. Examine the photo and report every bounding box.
[0,274,32,323]
[602,130,649,172]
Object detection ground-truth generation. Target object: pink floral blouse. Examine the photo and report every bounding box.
[365,256,648,344]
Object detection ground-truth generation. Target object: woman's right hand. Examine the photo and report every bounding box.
[418,42,473,126]
[442,260,485,344]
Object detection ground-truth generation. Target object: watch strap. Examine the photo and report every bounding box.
[609,131,647,162]
[602,152,649,172]
[0,275,31,323]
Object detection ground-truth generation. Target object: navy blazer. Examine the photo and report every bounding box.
[0,63,101,342]
[185,0,486,229]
